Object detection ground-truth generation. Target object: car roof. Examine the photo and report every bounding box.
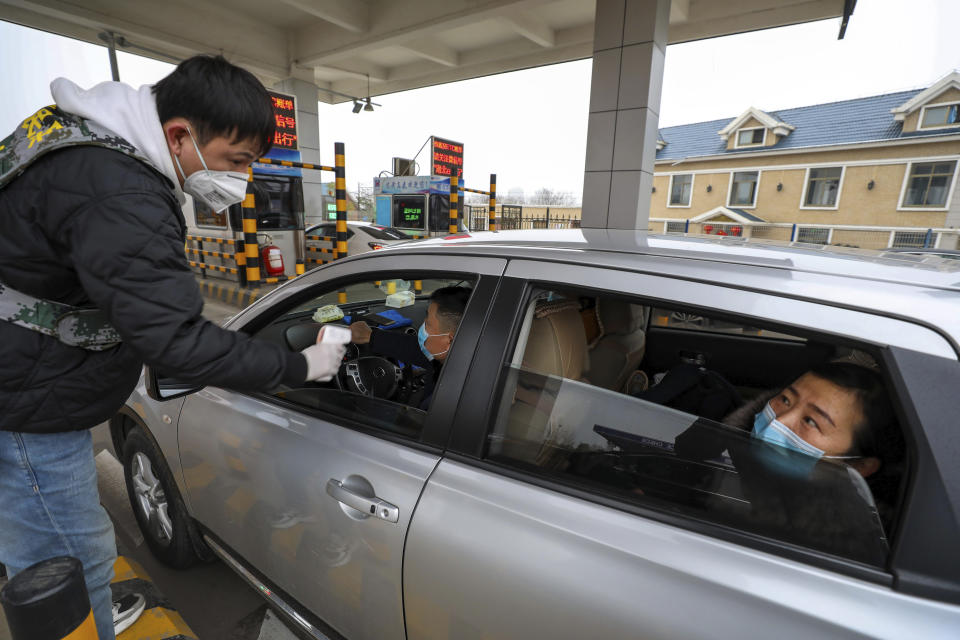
[365,229,960,350]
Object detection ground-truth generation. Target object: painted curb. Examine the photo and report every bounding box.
[112,556,197,640]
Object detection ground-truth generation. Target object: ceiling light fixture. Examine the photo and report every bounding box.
[352,100,363,114]
[363,74,375,112]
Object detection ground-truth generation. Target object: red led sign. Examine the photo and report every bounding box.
[269,90,298,150]
[431,136,464,178]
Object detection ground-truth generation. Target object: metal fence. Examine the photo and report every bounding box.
[653,218,960,250]
[516,213,581,229]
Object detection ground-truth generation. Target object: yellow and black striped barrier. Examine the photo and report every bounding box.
[335,142,348,304]
[450,175,459,234]
[111,555,197,639]
[449,173,497,231]
[255,157,335,172]
[185,248,234,260]
[0,556,97,640]
[241,167,261,285]
[185,235,236,246]
[489,173,497,231]
[188,260,238,275]
[197,280,264,307]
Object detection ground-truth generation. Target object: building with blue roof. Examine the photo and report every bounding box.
[649,71,960,250]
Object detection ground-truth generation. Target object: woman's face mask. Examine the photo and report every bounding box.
[173,126,249,213]
[752,402,858,477]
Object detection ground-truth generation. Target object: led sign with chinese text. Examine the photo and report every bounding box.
[392,195,427,229]
[430,136,463,178]
[269,90,298,150]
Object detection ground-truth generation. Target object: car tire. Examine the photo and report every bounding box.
[122,427,207,569]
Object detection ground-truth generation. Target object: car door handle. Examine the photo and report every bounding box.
[326,479,399,523]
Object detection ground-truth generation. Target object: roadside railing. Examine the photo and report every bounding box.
[653,218,960,250]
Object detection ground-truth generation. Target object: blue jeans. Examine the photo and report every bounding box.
[0,430,116,640]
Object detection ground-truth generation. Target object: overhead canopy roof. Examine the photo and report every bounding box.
[0,0,848,103]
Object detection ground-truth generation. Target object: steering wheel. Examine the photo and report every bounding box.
[336,356,403,399]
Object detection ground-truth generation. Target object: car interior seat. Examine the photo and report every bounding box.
[587,298,649,393]
[494,298,591,465]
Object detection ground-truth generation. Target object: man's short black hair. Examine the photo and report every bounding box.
[430,286,471,333]
[153,55,275,156]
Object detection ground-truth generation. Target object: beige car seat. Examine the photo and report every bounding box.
[588,299,648,393]
[497,300,590,465]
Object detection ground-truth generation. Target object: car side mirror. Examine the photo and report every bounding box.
[145,366,203,401]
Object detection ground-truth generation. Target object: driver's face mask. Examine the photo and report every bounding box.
[417,323,449,361]
[173,126,249,213]
[752,402,858,477]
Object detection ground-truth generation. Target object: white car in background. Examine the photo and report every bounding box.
[305,221,411,256]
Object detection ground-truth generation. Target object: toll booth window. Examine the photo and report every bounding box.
[194,200,227,228]
[252,177,302,230]
[392,195,426,230]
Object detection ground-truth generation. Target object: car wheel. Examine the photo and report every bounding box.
[122,427,208,569]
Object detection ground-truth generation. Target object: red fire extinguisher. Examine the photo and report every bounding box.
[260,243,285,276]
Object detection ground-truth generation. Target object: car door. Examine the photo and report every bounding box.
[403,261,960,639]
[177,253,506,640]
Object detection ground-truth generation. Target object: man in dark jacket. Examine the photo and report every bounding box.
[0,56,343,640]
[350,286,470,409]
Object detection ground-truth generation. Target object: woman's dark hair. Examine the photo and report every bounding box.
[808,361,905,528]
[807,362,895,458]
[429,286,472,333]
[153,55,275,156]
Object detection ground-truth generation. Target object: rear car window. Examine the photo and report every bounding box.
[363,225,409,240]
[485,288,905,567]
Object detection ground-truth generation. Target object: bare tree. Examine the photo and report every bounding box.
[530,188,578,206]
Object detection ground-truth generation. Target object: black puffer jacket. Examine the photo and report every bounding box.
[0,145,306,434]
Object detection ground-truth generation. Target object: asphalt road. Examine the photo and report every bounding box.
[1,297,297,640]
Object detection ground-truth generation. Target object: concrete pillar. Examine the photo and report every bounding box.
[272,77,326,226]
[581,0,669,230]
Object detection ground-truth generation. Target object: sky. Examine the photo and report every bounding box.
[1,0,958,202]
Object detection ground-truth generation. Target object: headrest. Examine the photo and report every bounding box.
[522,302,589,379]
[597,299,647,335]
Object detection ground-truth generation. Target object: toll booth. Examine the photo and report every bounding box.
[373,175,465,237]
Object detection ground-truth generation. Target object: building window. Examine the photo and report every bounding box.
[194,200,227,228]
[891,230,930,248]
[902,161,957,208]
[735,128,765,148]
[804,167,843,207]
[669,174,693,207]
[729,171,759,207]
[796,227,831,245]
[665,221,687,233]
[921,104,960,128]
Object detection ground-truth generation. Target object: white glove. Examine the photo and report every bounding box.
[301,324,351,382]
[302,342,346,382]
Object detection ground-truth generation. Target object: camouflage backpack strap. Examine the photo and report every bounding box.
[0,281,121,351]
[0,104,154,190]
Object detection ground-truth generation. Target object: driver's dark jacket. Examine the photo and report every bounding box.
[369,328,441,409]
[0,145,307,434]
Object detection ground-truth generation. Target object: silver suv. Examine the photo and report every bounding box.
[112,230,960,640]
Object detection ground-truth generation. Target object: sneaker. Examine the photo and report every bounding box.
[113,592,146,636]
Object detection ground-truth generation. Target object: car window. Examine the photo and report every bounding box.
[363,225,409,240]
[253,274,477,441]
[485,287,905,567]
[308,224,354,240]
[650,307,803,340]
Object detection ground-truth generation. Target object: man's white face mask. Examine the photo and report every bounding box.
[173,126,249,213]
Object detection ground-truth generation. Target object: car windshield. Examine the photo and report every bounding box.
[363,225,409,240]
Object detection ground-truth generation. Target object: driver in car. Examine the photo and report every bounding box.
[349,286,470,409]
